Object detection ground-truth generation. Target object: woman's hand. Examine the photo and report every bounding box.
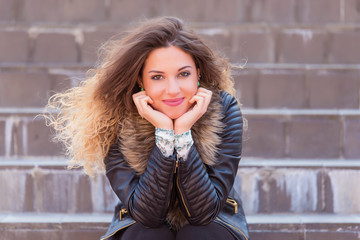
[174,87,212,134]
[132,91,173,130]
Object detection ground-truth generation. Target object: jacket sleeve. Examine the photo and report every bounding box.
[104,144,177,227]
[176,92,243,225]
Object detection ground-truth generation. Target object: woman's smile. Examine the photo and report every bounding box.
[162,98,185,107]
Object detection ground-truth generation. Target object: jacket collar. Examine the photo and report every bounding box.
[118,91,224,175]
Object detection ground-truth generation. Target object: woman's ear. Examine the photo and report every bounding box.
[197,68,201,81]
[137,77,144,91]
[137,77,143,88]
[197,68,201,80]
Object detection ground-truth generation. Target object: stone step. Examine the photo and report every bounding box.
[1,64,359,110]
[1,108,359,159]
[2,0,360,25]
[0,213,109,240]
[0,159,359,215]
[1,23,360,65]
[0,213,359,240]
[248,214,360,240]
[238,159,360,214]
[241,109,360,159]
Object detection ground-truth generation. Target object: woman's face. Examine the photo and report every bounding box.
[141,46,198,119]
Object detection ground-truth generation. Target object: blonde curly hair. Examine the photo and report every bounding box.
[44,16,237,176]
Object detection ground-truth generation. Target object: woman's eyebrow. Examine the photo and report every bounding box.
[148,66,192,74]
[178,66,192,71]
[148,70,164,74]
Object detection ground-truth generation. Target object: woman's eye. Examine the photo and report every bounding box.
[151,75,163,80]
[179,71,190,78]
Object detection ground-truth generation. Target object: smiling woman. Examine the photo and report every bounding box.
[44,17,249,240]
[136,46,202,130]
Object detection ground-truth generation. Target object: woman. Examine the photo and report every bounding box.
[45,17,249,240]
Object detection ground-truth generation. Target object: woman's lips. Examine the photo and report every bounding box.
[162,98,184,107]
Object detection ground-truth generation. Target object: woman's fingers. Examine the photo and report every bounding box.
[197,87,212,95]
[174,88,212,134]
[189,88,210,103]
[132,91,173,129]
[190,88,212,112]
[133,92,153,117]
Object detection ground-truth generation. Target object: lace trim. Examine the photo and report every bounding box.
[155,128,194,160]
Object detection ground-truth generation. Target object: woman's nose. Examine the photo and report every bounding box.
[166,79,180,95]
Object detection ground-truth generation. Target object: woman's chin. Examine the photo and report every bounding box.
[168,114,182,120]
[165,111,185,120]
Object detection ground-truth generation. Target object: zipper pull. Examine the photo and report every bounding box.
[226,198,238,214]
[119,208,127,221]
[174,159,179,174]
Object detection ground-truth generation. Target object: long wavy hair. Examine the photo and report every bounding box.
[44,16,238,176]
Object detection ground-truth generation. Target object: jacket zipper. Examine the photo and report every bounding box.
[226,198,238,213]
[100,221,136,240]
[215,217,248,240]
[174,158,191,217]
[119,208,127,221]
[174,159,179,173]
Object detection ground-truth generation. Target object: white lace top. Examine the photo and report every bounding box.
[155,128,194,160]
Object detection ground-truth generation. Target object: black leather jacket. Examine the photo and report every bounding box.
[101,92,249,240]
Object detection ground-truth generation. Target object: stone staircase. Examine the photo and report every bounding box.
[1,0,360,239]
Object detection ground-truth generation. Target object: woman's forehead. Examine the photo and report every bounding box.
[143,46,196,72]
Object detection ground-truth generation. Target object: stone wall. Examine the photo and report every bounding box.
[0,0,360,239]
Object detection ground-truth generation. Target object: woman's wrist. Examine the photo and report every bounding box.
[174,121,192,135]
[174,127,190,135]
[154,119,174,130]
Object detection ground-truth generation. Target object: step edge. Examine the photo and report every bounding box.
[1,158,360,169]
[1,108,360,116]
[240,158,360,168]
[0,213,359,224]
[0,62,360,71]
